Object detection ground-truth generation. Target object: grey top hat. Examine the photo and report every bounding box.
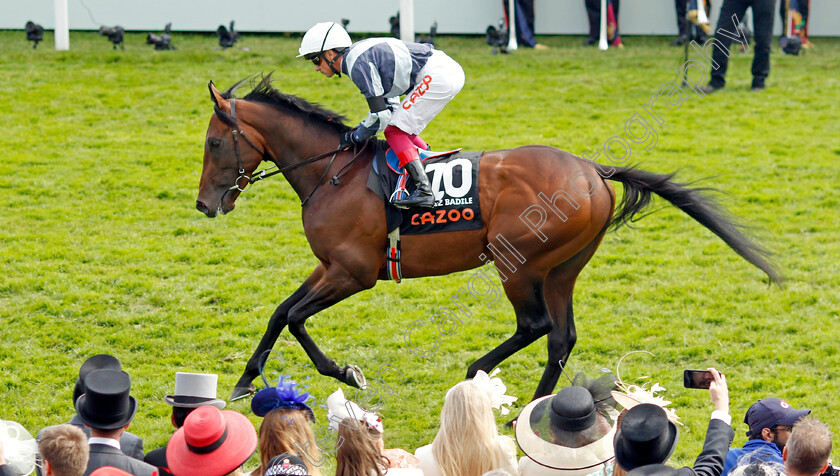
[164,372,226,409]
[75,369,138,430]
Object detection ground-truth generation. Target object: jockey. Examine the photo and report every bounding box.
[298,22,465,208]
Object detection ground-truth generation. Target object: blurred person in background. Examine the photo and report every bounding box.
[502,0,550,49]
[672,0,711,45]
[584,0,622,47]
[700,0,774,92]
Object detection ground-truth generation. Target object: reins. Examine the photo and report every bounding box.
[224,98,366,207]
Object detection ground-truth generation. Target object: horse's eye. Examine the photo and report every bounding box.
[208,138,222,148]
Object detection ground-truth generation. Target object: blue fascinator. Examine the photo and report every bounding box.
[251,374,315,421]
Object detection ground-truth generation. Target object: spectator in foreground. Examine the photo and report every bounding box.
[144,372,227,475]
[90,468,134,476]
[38,354,145,462]
[415,376,517,476]
[614,368,732,475]
[515,372,619,476]
[0,418,38,476]
[722,398,811,476]
[784,417,832,476]
[38,424,89,476]
[327,388,420,474]
[166,406,256,476]
[730,462,784,476]
[76,369,157,476]
[263,453,310,475]
[250,376,321,476]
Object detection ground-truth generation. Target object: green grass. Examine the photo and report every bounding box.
[1,30,839,473]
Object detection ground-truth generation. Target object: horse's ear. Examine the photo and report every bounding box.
[208,81,229,113]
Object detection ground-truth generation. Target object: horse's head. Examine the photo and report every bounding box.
[196,82,268,217]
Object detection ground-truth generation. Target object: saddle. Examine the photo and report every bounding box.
[366,141,483,236]
[366,141,484,283]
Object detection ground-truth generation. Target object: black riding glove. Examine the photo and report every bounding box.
[340,129,361,150]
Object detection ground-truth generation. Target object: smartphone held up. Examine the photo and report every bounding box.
[684,369,722,389]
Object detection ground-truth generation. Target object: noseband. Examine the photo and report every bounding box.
[219,98,366,206]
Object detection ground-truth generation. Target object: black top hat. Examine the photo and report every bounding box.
[73,354,122,403]
[75,369,138,430]
[549,386,597,431]
[614,404,680,471]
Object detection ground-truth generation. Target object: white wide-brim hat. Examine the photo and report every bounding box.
[516,394,618,473]
[164,372,226,409]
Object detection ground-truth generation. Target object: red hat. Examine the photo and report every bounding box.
[90,468,134,476]
[166,406,257,476]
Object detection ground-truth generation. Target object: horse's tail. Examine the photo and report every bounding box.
[603,165,782,284]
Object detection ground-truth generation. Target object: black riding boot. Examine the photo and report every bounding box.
[393,159,435,208]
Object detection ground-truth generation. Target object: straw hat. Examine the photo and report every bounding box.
[516,373,619,473]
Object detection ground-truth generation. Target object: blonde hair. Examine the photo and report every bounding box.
[38,425,89,476]
[255,408,322,476]
[334,417,386,476]
[786,417,832,476]
[431,380,515,476]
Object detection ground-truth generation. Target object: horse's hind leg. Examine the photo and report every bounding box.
[466,273,553,380]
[534,227,609,400]
[231,265,325,401]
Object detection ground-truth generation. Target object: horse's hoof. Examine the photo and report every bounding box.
[344,364,367,389]
[230,383,257,402]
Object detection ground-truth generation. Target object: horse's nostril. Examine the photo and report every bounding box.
[196,200,208,213]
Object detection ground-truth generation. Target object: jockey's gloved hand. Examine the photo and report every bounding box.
[340,129,361,150]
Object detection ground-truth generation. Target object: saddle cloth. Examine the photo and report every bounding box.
[366,141,483,235]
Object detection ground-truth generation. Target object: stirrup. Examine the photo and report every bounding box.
[393,189,435,208]
[389,187,410,209]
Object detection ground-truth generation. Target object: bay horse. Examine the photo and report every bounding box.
[196,75,780,403]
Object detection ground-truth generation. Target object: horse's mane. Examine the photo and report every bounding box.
[219,73,352,133]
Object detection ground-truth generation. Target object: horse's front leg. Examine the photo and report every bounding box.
[286,262,375,388]
[231,265,326,401]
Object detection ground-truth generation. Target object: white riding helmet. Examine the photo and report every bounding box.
[298,22,352,58]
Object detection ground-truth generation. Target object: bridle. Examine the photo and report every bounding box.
[220,97,366,207]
